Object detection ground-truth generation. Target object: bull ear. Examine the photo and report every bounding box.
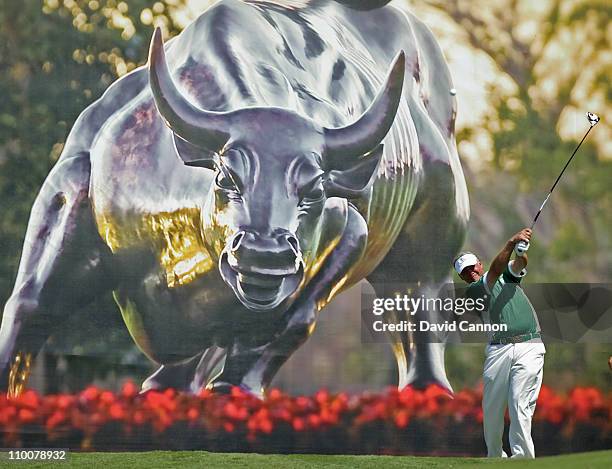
[323,144,383,198]
[173,134,216,169]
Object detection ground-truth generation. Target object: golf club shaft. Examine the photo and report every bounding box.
[530,124,596,229]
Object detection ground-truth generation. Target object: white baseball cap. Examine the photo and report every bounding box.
[454,253,479,275]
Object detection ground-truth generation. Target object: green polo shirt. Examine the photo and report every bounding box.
[466,262,540,341]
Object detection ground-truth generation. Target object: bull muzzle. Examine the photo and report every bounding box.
[219,230,304,311]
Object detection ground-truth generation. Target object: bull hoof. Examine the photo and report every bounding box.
[402,379,453,397]
[139,380,175,395]
[209,381,233,394]
[210,381,264,400]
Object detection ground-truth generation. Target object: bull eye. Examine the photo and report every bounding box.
[300,185,324,206]
[309,186,324,200]
[214,170,236,191]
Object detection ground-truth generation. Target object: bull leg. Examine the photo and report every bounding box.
[367,277,454,392]
[213,205,368,398]
[141,346,227,393]
[367,161,465,393]
[0,153,116,395]
[141,353,204,393]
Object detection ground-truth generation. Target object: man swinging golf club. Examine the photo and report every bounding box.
[455,229,545,458]
[454,112,600,458]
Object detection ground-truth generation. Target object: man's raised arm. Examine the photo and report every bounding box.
[510,251,528,276]
[486,228,532,291]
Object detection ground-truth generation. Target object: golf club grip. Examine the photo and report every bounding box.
[515,241,529,255]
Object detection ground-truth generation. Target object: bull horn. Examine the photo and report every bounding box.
[148,27,230,150]
[323,51,405,164]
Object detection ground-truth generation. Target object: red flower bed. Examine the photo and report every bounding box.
[1,383,610,455]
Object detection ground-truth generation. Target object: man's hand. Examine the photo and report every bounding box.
[487,228,533,290]
[510,228,532,246]
[513,229,532,257]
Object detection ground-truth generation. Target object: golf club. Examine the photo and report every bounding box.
[515,112,601,255]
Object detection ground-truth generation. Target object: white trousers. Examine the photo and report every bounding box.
[482,341,545,458]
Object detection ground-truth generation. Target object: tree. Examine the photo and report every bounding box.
[416,0,611,282]
[408,0,611,389]
[0,0,188,304]
[0,0,190,391]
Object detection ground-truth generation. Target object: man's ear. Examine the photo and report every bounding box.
[173,134,216,169]
[323,144,383,198]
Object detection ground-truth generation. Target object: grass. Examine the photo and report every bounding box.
[2,450,610,468]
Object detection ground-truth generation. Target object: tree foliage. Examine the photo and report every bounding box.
[0,0,187,304]
[422,0,611,281]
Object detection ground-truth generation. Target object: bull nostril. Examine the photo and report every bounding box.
[285,234,299,255]
[231,231,245,252]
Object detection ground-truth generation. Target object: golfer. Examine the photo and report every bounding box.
[454,228,545,458]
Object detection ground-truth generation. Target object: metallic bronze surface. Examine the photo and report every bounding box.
[8,353,32,399]
[0,0,468,397]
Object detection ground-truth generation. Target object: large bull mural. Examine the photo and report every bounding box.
[0,0,468,398]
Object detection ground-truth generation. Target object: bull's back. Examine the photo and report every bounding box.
[90,0,460,289]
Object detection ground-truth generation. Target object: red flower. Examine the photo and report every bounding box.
[268,388,283,400]
[398,386,424,410]
[536,385,566,425]
[14,390,40,409]
[121,381,138,399]
[100,391,115,405]
[18,408,36,424]
[320,408,338,425]
[132,410,146,426]
[394,409,410,428]
[247,417,258,432]
[308,414,321,429]
[272,407,292,422]
[223,401,250,421]
[46,411,66,430]
[330,393,348,413]
[0,406,17,425]
[0,382,609,451]
[315,389,330,405]
[187,407,199,421]
[292,417,305,431]
[90,412,104,426]
[109,403,124,420]
[295,396,312,411]
[81,386,99,402]
[260,418,273,434]
[57,395,73,410]
[569,387,605,422]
